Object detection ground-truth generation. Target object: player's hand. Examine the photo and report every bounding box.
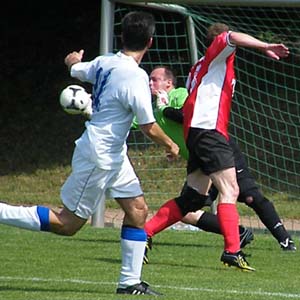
[156,90,169,108]
[265,43,289,60]
[165,142,180,162]
[64,49,84,69]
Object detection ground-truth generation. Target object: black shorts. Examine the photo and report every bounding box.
[230,138,259,201]
[186,128,235,176]
[229,137,257,183]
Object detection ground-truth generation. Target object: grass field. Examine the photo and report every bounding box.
[0,225,300,300]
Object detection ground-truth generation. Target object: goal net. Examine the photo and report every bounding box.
[101,1,299,214]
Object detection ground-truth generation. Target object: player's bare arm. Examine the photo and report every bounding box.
[140,122,179,160]
[229,32,289,60]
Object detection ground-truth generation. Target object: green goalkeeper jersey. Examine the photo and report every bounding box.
[132,87,189,160]
[154,87,188,160]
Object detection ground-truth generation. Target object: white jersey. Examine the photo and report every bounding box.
[70,51,155,170]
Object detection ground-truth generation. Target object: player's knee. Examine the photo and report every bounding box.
[218,183,239,203]
[60,226,79,236]
[124,200,148,227]
[241,189,267,210]
[182,210,205,225]
[53,223,81,236]
[175,184,209,216]
[50,208,86,236]
[245,196,254,205]
[133,200,148,220]
[232,183,240,199]
[137,203,148,222]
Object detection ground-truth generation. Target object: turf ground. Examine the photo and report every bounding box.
[0,225,299,300]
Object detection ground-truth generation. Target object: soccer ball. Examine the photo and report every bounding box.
[59,85,91,115]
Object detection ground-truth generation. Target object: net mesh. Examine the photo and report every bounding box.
[111,3,299,209]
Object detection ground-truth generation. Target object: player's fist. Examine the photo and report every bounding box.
[64,49,84,69]
[166,142,180,162]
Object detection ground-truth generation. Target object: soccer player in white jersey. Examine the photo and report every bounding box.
[181,23,289,271]
[0,11,179,295]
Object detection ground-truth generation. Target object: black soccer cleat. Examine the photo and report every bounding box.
[239,226,254,248]
[280,237,297,251]
[221,250,255,272]
[143,236,152,265]
[116,281,162,295]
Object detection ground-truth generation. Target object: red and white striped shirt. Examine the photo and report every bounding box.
[183,31,236,140]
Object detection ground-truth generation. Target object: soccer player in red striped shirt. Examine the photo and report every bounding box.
[181,23,289,271]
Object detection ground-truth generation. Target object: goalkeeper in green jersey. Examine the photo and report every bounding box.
[132,66,189,160]
[139,66,296,265]
[149,66,189,160]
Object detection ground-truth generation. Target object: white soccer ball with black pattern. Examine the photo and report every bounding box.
[59,85,91,115]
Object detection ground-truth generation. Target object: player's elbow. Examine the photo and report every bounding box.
[140,122,156,138]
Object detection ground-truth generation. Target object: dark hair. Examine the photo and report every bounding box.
[206,23,230,47]
[153,65,177,87]
[122,11,155,51]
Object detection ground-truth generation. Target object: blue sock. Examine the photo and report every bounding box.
[121,226,147,241]
[37,206,50,231]
[119,226,147,287]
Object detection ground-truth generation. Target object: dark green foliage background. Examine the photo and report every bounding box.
[1,0,100,174]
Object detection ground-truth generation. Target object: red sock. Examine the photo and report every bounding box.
[145,199,183,237]
[217,203,240,253]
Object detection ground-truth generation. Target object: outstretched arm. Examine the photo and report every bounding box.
[229,32,289,60]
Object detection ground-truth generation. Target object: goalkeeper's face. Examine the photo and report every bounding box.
[149,68,172,96]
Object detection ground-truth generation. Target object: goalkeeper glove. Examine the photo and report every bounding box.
[156,90,169,109]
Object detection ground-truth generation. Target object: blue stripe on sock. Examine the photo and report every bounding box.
[121,226,147,241]
[37,206,50,231]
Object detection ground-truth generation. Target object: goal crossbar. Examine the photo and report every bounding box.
[119,0,300,7]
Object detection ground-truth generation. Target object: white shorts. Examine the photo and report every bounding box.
[60,147,143,219]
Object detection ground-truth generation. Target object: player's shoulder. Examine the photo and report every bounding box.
[169,87,188,98]
[115,51,148,77]
[173,87,188,94]
[128,66,149,86]
[213,31,235,49]
[85,52,116,72]
[97,51,135,66]
[92,52,114,63]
